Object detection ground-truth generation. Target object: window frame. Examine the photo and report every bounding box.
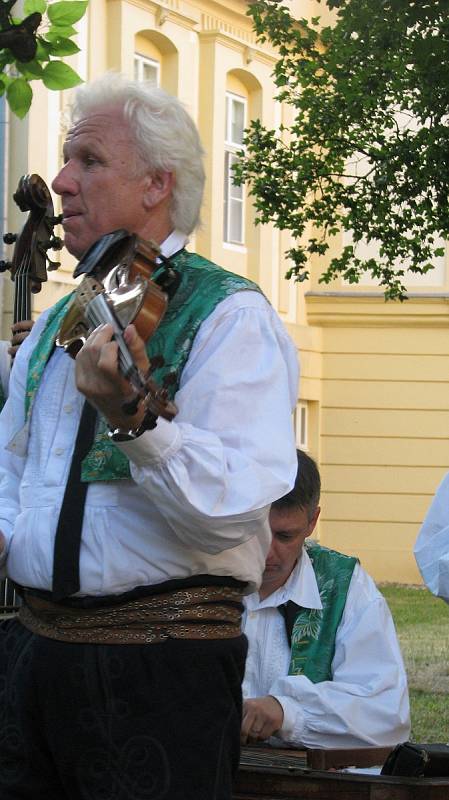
[294,401,308,450]
[223,91,247,246]
[134,53,160,86]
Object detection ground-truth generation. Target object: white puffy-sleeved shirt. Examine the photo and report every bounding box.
[242,548,411,748]
[414,472,449,603]
[0,232,299,596]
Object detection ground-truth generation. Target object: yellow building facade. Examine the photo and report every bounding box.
[1,0,448,584]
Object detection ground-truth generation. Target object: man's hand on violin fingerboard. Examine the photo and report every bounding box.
[75,323,149,430]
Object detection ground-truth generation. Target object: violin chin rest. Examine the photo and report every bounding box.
[73,229,131,278]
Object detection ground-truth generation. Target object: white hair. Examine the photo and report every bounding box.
[69,73,205,235]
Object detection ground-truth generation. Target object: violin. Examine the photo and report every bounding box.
[56,229,180,429]
[0,173,63,330]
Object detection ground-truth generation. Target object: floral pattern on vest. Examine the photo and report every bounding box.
[289,542,357,683]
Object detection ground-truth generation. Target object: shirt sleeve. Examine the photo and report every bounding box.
[414,472,449,603]
[268,565,411,748]
[117,291,300,553]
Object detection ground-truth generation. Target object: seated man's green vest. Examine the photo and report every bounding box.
[289,542,358,683]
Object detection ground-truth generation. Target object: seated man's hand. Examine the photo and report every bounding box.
[75,323,150,430]
[241,696,284,745]
[9,320,34,359]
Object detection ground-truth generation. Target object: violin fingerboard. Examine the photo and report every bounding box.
[85,292,141,388]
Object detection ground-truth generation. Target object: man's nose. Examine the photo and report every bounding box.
[265,541,277,565]
[52,162,77,196]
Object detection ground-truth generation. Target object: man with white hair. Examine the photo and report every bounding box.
[0,74,298,799]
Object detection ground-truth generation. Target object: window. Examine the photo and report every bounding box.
[134,54,159,86]
[294,401,308,449]
[224,92,246,245]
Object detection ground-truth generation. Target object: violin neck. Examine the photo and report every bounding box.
[85,292,142,390]
[13,272,32,324]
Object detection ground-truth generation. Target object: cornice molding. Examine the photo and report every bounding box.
[113,0,278,55]
[198,12,277,64]
[197,29,276,65]
[200,12,255,43]
[305,291,449,328]
[118,0,200,29]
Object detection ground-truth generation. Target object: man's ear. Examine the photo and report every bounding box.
[142,171,174,209]
[307,506,321,536]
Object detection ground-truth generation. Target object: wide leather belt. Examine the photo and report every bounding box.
[19,584,244,644]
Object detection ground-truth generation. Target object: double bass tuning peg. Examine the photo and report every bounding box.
[3,232,17,245]
[42,236,63,252]
[0,260,12,273]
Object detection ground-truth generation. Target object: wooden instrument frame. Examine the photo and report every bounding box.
[235,747,449,799]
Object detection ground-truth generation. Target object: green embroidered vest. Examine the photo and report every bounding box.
[26,250,261,482]
[289,542,357,683]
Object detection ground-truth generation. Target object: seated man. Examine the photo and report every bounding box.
[241,449,410,749]
[414,473,449,604]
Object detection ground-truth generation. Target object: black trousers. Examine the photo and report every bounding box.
[0,618,247,800]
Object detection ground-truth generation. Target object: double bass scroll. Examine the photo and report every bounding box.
[0,173,63,325]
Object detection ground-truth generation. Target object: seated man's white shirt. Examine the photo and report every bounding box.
[0,232,299,591]
[414,472,449,603]
[242,548,411,748]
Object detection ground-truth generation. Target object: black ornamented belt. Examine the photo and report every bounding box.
[18,584,244,644]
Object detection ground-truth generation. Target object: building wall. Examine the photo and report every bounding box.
[1,0,448,584]
[304,295,449,583]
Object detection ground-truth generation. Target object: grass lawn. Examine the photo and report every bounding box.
[379,584,449,743]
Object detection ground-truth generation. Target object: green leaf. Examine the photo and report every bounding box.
[0,81,5,97]
[23,0,47,13]
[7,79,33,119]
[16,59,44,78]
[42,60,83,89]
[36,39,52,59]
[47,1,88,26]
[46,24,78,38]
[0,73,12,88]
[41,36,80,55]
